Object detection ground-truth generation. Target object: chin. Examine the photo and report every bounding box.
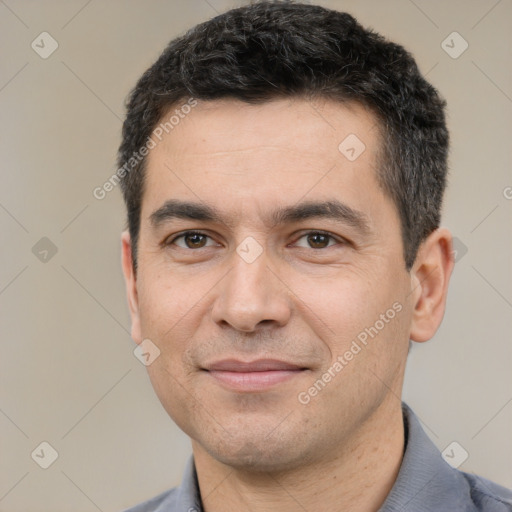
[211,446,299,473]
[199,428,315,474]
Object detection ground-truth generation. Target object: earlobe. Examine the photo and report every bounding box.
[409,228,455,343]
[121,231,143,344]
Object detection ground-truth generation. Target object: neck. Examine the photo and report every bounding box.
[192,398,405,512]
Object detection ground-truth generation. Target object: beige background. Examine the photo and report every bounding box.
[1,1,511,510]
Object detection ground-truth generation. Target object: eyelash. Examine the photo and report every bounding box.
[165,230,345,250]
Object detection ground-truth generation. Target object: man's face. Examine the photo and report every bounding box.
[123,98,416,471]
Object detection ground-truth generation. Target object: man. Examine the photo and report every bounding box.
[119,1,512,510]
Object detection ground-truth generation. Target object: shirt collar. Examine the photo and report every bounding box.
[378,402,475,511]
[176,456,202,512]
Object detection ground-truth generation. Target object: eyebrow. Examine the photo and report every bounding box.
[149,199,371,235]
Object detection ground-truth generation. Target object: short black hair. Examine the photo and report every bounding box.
[118,0,449,271]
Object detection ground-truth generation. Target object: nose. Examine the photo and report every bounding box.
[211,246,292,333]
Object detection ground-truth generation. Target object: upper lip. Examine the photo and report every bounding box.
[204,359,306,372]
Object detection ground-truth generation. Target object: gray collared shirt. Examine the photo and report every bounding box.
[124,403,512,511]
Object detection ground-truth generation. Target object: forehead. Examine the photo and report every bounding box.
[141,97,391,228]
[150,97,379,163]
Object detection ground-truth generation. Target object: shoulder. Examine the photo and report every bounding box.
[382,404,512,512]
[122,487,179,512]
[461,472,512,511]
[122,456,200,512]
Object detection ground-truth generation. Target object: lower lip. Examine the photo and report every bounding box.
[207,369,304,392]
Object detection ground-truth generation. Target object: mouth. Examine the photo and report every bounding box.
[203,359,308,392]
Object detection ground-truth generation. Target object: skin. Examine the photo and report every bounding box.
[122,97,454,512]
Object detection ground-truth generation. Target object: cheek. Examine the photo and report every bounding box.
[290,263,409,374]
[136,269,203,354]
[289,267,384,341]
[137,272,204,413]
[145,361,199,436]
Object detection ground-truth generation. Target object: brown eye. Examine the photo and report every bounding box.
[294,232,339,249]
[169,231,215,249]
[307,233,331,249]
[184,233,207,248]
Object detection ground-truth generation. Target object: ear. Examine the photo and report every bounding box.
[121,231,143,344]
[409,227,455,343]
